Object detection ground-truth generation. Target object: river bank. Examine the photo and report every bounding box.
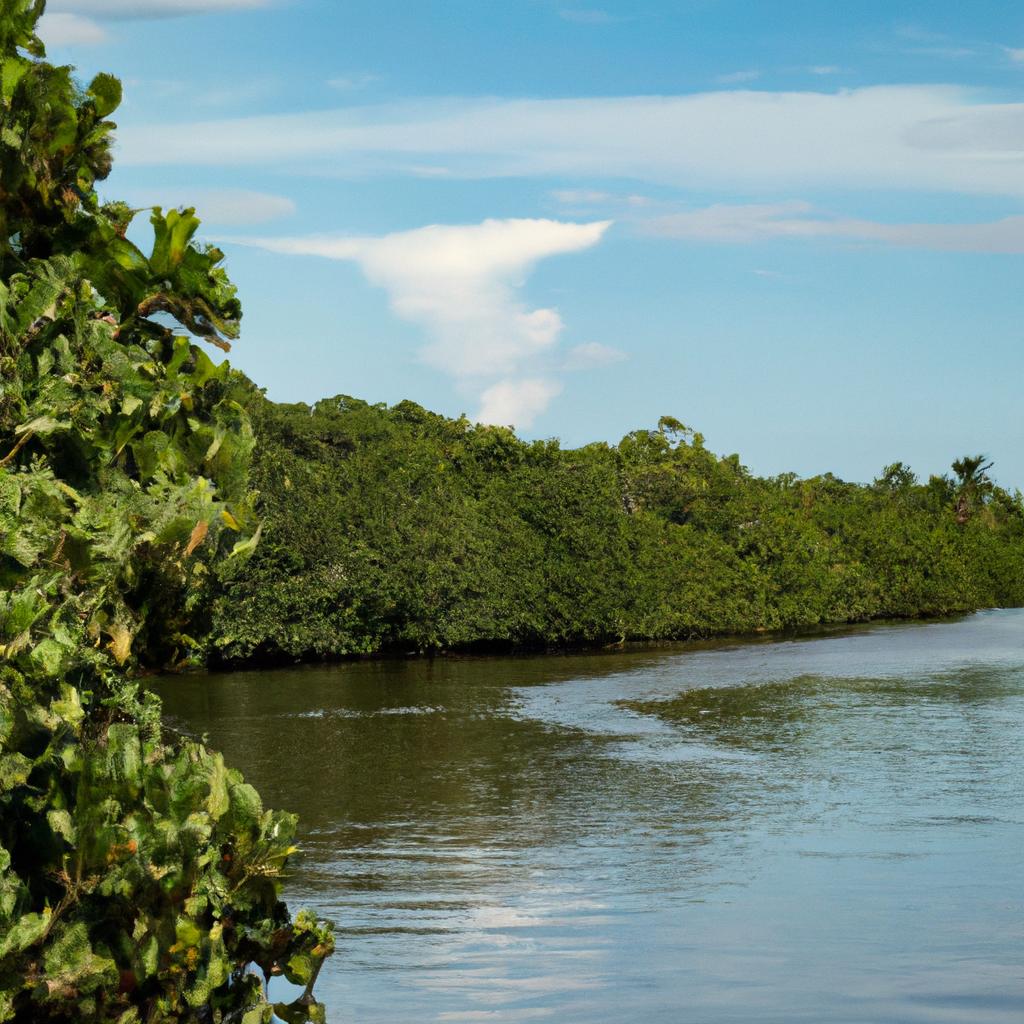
[206,604,992,670]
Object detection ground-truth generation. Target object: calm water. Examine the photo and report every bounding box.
[154,610,1024,1023]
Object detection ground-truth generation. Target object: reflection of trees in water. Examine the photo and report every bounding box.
[153,637,1024,1021]
[154,652,770,912]
[145,615,1024,1024]
[156,656,1024,873]
[623,667,1023,834]
[626,669,1021,743]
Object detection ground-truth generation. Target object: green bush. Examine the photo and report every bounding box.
[212,395,1024,663]
[0,4,331,1020]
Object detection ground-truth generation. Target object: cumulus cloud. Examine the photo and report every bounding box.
[477,378,564,428]
[116,85,1024,198]
[238,218,611,427]
[37,11,107,45]
[644,201,1024,252]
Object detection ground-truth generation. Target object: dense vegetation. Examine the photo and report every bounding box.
[210,394,1024,663]
[0,5,330,1021]
[3,1,1022,1017]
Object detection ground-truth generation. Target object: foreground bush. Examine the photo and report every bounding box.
[0,4,331,1020]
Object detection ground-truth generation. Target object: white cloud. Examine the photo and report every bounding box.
[551,188,616,205]
[237,218,610,427]
[551,189,651,207]
[118,75,278,110]
[894,24,945,43]
[1004,47,1024,63]
[327,72,381,92]
[115,187,295,226]
[116,86,1024,198]
[40,0,266,39]
[47,0,266,17]
[37,11,107,45]
[807,65,841,75]
[559,9,619,25]
[477,378,563,428]
[643,201,1024,253]
[563,342,626,370]
[196,79,280,108]
[715,70,760,85]
[645,200,819,242]
[904,45,977,59]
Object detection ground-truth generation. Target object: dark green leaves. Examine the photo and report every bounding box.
[213,389,1024,663]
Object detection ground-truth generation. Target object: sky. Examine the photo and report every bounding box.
[36,0,1024,488]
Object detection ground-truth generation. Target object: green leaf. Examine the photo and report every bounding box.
[121,394,143,416]
[284,951,313,986]
[47,808,76,843]
[230,523,262,559]
[228,781,263,829]
[0,473,19,518]
[0,910,50,958]
[206,752,229,820]
[0,754,32,794]
[0,24,329,1020]
[166,335,192,376]
[87,72,122,118]
[139,934,158,978]
[0,57,27,103]
[42,922,118,996]
[15,415,65,437]
[30,637,67,676]
[105,723,141,786]
[175,916,202,948]
[150,207,201,274]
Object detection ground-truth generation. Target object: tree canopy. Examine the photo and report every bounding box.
[210,392,1024,664]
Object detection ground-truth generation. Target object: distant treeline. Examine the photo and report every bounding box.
[209,389,1024,663]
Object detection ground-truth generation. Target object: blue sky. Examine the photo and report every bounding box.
[38,0,1024,487]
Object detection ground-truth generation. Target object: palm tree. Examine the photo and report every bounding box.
[951,454,993,524]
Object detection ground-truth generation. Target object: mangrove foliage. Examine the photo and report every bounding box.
[0,4,331,1021]
[210,396,1024,663]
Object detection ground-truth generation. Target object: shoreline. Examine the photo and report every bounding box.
[199,605,995,674]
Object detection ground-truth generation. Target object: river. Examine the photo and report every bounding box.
[154,609,1024,1023]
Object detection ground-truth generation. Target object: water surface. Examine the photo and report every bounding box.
[154,610,1024,1023]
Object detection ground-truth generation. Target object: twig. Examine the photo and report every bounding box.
[0,428,34,467]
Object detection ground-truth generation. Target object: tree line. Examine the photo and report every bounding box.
[208,394,1024,663]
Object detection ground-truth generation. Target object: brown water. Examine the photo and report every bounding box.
[154,610,1024,1023]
